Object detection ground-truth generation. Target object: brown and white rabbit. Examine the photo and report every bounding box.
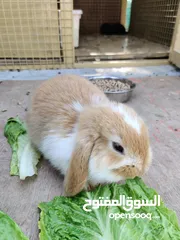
[26,75,152,196]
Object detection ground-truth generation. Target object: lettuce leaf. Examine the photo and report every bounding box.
[4,117,41,180]
[0,211,29,240]
[38,177,180,240]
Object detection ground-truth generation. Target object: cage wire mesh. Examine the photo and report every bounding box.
[74,0,122,61]
[130,0,180,46]
[74,0,121,34]
[0,0,74,70]
[0,0,179,69]
[74,0,179,62]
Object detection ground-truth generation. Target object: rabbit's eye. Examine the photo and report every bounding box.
[112,142,124,154]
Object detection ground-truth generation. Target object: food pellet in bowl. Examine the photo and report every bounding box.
[91,78,131,92]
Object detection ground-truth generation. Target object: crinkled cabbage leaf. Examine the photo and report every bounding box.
[4,117,41,180]
[39,177,180,240]
[0,211,29,240]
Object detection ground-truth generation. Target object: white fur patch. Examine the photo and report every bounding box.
[91,94,108,105]
[109,135,122,144]
[72,101,83,112]
[110,103,141,134]
[49,130,56,133]
[88,155,125,185]
[109,157,142,172]
[110,158,137,169]
[39,131,77,174]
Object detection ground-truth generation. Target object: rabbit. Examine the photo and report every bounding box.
[26,75,152,196]
[100,23,127,35]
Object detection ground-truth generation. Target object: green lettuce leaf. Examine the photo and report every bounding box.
[0,211,29,240]
[4,117,41,180]
[38,177,180,240]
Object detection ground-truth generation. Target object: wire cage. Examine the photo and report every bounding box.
[130,0,180,46]
[0,0,179,70]
[74,0,179,62]
[74,0,121,35]
[0,0,74,70]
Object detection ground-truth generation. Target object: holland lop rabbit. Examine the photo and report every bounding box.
[26,75,152,196]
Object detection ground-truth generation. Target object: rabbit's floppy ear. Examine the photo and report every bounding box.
[64,131,97,196]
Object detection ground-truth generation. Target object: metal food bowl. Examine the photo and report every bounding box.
[88,76,136,103]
